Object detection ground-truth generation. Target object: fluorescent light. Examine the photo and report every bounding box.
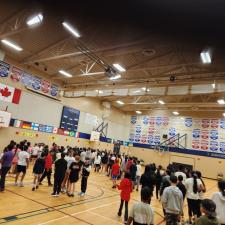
[59,70,72,77]
[217,99,225,105]
[98,90,103,94]
[116,100,124,105]
[158,100,165,105]
[142,87,146,91]
[173,111,179,115]
[110,74,121,80]
[136,111,142,114]
[62,22,81,38]
[113,64,126,72]
[134,90,141,93]
[223,113,225,117]
[27,13,43,26]
[212,82,215,89]
[1,39,23,51]
[200,51,211,64]
[147,88,151,92]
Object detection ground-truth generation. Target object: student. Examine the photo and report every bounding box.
[79,157,91,196]
[155,165,163,199]
[112,159,120,188]
[0,145,14,191]
[177,175,187,200]
[175,165,187,183]
[39,149,53,186]
[211,180,225,225]
[140,165,155,196]
[94,153,101,172]
[101,151,108,173]
[130,158,137,190]
[31,143,39,162]
[193,199,220,225]
[52,152,67,196]
[136,160,142,191]
[61,150,75,193]
[162,175,183,225]
[15,145,30,187]
[185,171,203,223]
[127,187,154,225]
[32,152,45,191]
[11,144,21,174]
[80,148,86,164]
[67,155,82,197]
[117,172,132,224]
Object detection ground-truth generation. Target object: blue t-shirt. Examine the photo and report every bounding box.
[2,151,14,167]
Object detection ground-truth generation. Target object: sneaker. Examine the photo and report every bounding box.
[32,187,35,191]
[14,182,18,186]
[20,183,24,187]
[48,183,53,187]
[117,212,121,217]
[36,185,39,189]
[124,221,127,224]
[51,193,57,197]
[70,193,74,197]
[136,188,138,191]
[78,192,82,196]
[80,192,85,197]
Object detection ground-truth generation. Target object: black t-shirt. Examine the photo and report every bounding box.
[33,158,45,174]
[177,182,186,199]
[55,158,67,177]
[69,161,82,182]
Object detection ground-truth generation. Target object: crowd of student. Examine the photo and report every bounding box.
[0,140,225,225]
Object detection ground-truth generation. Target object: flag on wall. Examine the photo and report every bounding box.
[0,83,21,104]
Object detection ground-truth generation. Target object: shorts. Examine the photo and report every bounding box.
[112,175,118,180]
[165,213,179,225]
[187,198,200,217]
[17,165,27,173]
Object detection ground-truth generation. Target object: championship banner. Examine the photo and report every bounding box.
[50,84,59,97]
[131,116,137,124]
[149,117,155,126]
[21,72,33,87]
[192,140,200,149]
[169,127,176,136]
[0,61,10,77]
[200,140,209,150]
[148,127,155,134]
[201,130,209,139]
[10,66,22,82]
[129,134,135,143]
[134,135,141,143]
[220,119,225,129]
[0,83,21,104]
[41,79,51,93]
[192,129,200,139]
[142,116,149,125]
[185,118,192,127]
[135,124,142,134]
[211,119,219,129]
[219,142,225,153]
[162,117,169,126]
[154,135,161,145]
[155,117,162,126]
[210,141,218,151]
[202,119,210,128]
[210,130,218,140]
[32,76,41,90]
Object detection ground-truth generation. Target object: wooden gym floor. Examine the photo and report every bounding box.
[0,166,218,225]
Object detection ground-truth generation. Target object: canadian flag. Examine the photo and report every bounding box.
[0,83,21,104]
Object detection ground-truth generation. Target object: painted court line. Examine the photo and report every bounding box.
[38,201,119,225]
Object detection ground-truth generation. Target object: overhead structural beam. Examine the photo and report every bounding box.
[22,38,150,64]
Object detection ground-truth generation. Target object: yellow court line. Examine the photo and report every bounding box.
[38,201,119,225]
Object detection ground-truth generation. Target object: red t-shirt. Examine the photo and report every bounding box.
[112,163,120,176]
[45,154,52,169]
[117,178,132,201]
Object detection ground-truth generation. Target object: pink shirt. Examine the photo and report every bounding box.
[12,148,21,164]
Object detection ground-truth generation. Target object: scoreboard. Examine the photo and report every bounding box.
[60,106,80,131]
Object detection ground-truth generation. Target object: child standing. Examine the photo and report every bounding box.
[117,173,132,224]
[177,175,187,200]
[79,157,91,196]
[67,155,82,197]
[32,152,45,191]
[112,159,120,188]
[135,160,142,191]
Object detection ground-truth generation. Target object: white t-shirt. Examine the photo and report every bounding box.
[136,164,142,176]
[212,192,225,224]
[80,151,86,162]
[185,177,202,200]
[18,151,30,166]
[175,171,187,182]
[65,156,75,169]
[129,202,154,225]
[32,146,39,156]
[94,155,101,164]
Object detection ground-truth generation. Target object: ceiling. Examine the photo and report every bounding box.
[1,0,225,114]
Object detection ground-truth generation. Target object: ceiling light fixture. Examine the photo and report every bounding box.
[158,100,165,105]
[147,88,151,92]
[1,39,23,51]
[116,100,124,105]
[98,90,103,94]
[223,113,225,117]
[200,51,211,64]
[217,99,225,105]
[173,111,179,115]
[59,70,73,77]
[27,13,43,26]
[142,87,146,91]
[62,22,81,38]
[113,64,126,72]
[212,81,215,89]
[136,111,142,114]
[110,74,121,80]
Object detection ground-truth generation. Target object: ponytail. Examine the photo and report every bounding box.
[192,172,198,194]
[218,180,225,197]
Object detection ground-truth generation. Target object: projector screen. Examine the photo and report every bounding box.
[0,110,11,127]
